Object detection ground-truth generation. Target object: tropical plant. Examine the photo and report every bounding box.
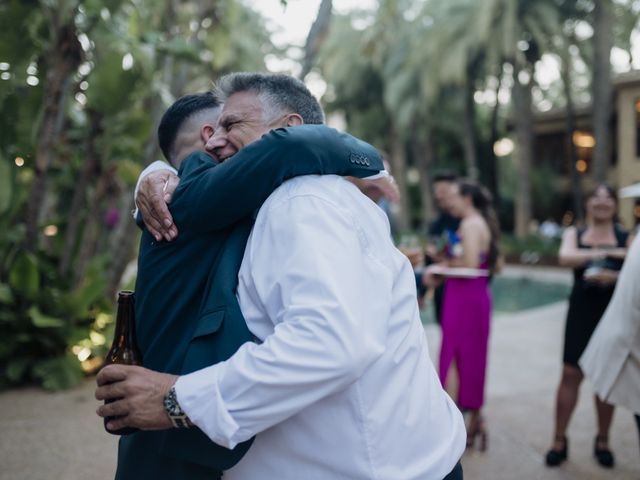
[0,0,271,390]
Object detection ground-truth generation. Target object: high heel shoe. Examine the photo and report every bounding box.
[545,435,568,467]
[464,412,488,452]
[594,435,615,468]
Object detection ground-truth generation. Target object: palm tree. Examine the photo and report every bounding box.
[299,0,333,80]
[24,3,84,250]
[559,42,585,223]
[591,0,614,183]
[417,0,565,236]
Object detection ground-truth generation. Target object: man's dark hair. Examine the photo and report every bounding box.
[432,171,458,183]
[214,72,325,125]
[157,92,221,164]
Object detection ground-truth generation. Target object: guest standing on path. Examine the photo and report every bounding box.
[545,184,632,468]
[424,172,460,323]
[424,180,500,451]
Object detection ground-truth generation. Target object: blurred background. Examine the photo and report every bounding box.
[0,0,639,392]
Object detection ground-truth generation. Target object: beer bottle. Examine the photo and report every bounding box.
[103,290,143,435]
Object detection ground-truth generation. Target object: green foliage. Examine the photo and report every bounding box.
[86,49,143,115]
[501,233,562,258]
[0,247,113,390]
[0,0,274,390]
[32,354,85,391]
[0,155,12,215]
[9,253,40,300]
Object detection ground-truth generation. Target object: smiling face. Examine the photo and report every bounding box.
[206,90,295,162]
[586,185,617,222]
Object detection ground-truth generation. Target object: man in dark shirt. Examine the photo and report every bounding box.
[423,172,460,324]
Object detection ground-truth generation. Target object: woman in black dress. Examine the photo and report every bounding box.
[546,185,632,468]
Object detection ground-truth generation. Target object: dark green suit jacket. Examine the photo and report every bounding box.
[115,125,383,479]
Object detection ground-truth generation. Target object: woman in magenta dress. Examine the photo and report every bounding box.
[427,180,500,451]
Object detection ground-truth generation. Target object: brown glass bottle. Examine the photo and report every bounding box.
[103,290,143,435]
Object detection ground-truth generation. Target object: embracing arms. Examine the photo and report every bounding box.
[135,125,398,238]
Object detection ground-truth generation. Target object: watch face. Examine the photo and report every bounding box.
[164,387,183,416]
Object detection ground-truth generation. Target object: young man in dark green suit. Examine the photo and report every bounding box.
[109,92,385,480]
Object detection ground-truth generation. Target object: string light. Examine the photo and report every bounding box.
[43,225,58,236]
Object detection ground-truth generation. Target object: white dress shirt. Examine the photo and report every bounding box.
[175,175,466,479]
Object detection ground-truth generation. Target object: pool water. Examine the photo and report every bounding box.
[420,276,572,324]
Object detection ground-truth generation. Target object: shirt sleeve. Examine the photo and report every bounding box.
[171,125,384,232]
[174,192,390,448]
[131,160,177,219]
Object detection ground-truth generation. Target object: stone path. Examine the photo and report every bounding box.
[427,301,639,480]
[1,267,638,479]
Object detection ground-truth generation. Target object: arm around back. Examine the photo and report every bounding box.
[171,125,383,232]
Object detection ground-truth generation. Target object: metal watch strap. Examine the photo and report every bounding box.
[170,416,190,429]
[163,385,191,429]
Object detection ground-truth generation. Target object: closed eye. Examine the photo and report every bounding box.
[220,116,241,130]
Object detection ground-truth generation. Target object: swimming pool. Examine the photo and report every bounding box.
[420,276,572,324]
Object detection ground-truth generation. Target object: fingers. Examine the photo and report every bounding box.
[96,364,128,387]
[97,398,129,418]
[143,215,166,242]
[137,172,179,241]
[138,196,166,241]
[97,399,133,432]
[147,195,177,241]
[94,367,178,431]
[105,416,131,432]
[95,380,128,401]
[164,175,179,203]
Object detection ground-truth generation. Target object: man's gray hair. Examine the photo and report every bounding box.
[214,72,325,125]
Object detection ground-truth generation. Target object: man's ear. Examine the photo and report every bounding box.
[200,124,215,143]
[284,113,304,127]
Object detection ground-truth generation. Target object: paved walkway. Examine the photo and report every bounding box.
[1,269,638,479]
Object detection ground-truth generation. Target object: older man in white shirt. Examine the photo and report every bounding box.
[97,72,465,480]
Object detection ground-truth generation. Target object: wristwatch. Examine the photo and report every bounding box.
[163,385,191,429]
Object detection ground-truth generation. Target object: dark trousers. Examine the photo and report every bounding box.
[443,461,463,480]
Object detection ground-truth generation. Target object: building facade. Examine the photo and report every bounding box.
[531,71,640,229]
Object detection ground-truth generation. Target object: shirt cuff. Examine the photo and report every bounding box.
[364,170,389,180]
[174,364,241,449]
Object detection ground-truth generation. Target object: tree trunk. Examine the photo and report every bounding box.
[591,0,614,183]
[59,111,103,275]
[103,43,180,295]
[104,95,165,295]
[462,75,479,181]
[388,126,409,231]
[25,19,83,250]
[561,48,584,224]
[72,166,112,287]
[105,197,139,296]
[511,61,534,237]
[487,69,502,206]
[299,0,333,80]
[411,131,435,227]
